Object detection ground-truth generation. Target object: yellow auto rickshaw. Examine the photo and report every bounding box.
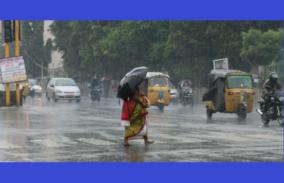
[143,72,171,111]
[203,69,255,120]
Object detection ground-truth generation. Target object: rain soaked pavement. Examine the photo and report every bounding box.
[0,96,282,162]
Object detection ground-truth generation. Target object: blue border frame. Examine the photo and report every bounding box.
[0,0,284,20]
[0,163,283,183]
[282,21,284,161]
[0,0,284,182]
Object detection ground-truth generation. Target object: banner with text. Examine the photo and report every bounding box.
[0,56,27,83]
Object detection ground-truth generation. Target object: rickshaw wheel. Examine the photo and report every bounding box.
[237,112,247,121]
[237,104,247,121]
[206,108,213,119]
[158,105,164,111]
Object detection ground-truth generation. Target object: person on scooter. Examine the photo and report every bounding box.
[261,72,281,112]
[179,80,193,102]
[90,76,102,102]
[91,76,99,90]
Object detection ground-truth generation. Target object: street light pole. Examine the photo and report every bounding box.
[4,42,10,106]
[41,61,44,85]
[15,20,21,106]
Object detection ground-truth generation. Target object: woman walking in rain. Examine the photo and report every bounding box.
[122,86,154,146]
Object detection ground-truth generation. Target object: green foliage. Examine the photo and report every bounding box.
[22,21,52,78]
[240,28,283,66]
[50,21,282,86]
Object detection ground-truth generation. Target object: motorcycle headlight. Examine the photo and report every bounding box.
[271,97,275,101]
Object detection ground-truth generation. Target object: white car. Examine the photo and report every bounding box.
[28,79,43,96]
[169,81,179,103]
[31,85,42,95]
[170,87,179,103]
[46,78,81,102]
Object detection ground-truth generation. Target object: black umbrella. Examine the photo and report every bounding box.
[117,66,148,100]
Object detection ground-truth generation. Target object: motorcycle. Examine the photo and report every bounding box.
[181,87,194,106]
[90,86,101,102]
[256,90,283,126]
[29,87,36,98]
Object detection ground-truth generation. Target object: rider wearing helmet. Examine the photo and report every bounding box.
[262,72,281,95]
[261,72,281,112]
[91,75,99,89]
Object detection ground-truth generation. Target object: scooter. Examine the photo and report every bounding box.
[90,86,101,102]
[181,87,194,106]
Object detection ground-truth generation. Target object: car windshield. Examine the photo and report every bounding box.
[55,79,76,86]
[29,79,37,85]
[227,75,253,88]
[149,77,168,86]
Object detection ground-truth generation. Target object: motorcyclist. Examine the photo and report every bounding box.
[179,80,193,101]
[261,72,281,112]
[91,76,99,89]
[90,76,102,101]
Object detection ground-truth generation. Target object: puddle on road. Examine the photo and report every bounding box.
[32,139,67,148]
[77,138,116,146]
[0,140,20,149]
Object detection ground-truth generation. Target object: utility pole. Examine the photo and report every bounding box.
[2,20,23,107]
[4,43,10,106]
[15,20,21,106]
[41,61,44,86]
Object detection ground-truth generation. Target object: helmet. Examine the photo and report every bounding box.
[269,72,278,83]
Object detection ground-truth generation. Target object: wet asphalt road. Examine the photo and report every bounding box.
[0,96,282,162]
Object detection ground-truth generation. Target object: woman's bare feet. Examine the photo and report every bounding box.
[143,135,154,145]
[124,142,130,147]
[124,139,130,147]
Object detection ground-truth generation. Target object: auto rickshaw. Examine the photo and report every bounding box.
[203,69,255,120]
[144,72,171,111]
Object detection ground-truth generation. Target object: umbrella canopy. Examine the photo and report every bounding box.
[117,66,148,100]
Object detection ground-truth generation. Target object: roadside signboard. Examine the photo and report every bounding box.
[213,58,229,70]
[0,56,27,84]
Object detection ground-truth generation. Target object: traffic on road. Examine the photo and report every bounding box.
[0,20,282,162]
